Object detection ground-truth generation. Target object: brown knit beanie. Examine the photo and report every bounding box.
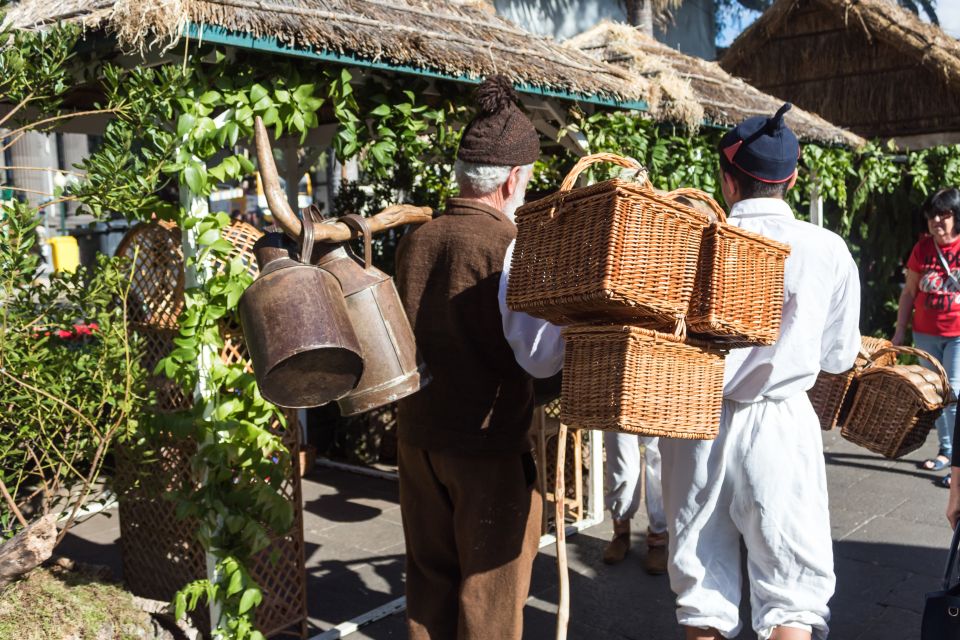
[456,76,540,166]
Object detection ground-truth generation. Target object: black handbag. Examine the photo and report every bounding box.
[922,523,960,639]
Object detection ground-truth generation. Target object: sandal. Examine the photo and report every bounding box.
[921,456,951,471]
[940,475,952,489]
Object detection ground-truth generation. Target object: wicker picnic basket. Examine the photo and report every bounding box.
[808,336,895,431]
[840,346,955,459]
[506,153,714,325]
[559,324,726,438]
[677,189,792,347]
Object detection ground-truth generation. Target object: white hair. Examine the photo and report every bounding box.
[454,159,533,197]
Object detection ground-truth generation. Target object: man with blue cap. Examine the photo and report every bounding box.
[659,105,862,640]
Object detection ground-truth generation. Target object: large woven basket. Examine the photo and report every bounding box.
[506,153,713,325]
[841,346,955,459]
[808,336,895,431]
[559,324,726,438]
[678,189,792,347]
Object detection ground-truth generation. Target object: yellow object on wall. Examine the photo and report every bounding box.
[48,235,80,273]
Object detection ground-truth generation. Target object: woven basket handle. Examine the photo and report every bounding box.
[663,188,727,223]
[558,153,650,193]
[868,345,956,405]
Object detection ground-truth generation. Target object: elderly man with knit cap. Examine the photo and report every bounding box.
[395,76,563,640]
[659,105,861,640]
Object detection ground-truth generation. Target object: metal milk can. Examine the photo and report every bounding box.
[247,116,431,411]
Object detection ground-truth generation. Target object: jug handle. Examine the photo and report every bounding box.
[300,211,316,265]
[340,214,373,270]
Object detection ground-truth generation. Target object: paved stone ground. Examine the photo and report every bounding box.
[59,429,954,639]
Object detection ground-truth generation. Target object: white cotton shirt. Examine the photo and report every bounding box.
[721,198,862,402]
[497,239,565,378]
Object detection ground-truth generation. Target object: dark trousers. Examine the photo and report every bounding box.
[397,441,542,640]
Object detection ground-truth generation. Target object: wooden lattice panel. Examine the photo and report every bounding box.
[114,220,307,638]
[116,221,184,330]
[534,403,586,533]
[216,221,262,278]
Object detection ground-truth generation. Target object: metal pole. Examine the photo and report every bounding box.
[809,171,824,227]
[180,162,221,629]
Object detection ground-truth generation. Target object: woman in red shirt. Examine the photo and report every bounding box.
[894,187,960,485]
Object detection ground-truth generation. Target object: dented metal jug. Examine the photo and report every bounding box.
[247,115,431,412]
[238,214,364,408]
[318,214,429,415]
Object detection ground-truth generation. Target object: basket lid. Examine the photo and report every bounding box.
[858,364,951,410]
[561,323,726,352]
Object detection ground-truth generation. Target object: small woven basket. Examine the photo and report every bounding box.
[559,324,726,438]
[808,336,895,431]
[841,345,956,459]
[506,153,713,325]
[677,189,792,347]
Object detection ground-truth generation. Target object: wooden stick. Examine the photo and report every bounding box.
[0,477,27,528]
[554,422,569,640]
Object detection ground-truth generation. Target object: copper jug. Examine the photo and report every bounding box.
[238,213,364,408]
[252,116,431,413]
[317,214,430,415]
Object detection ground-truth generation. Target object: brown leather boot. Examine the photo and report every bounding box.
[643,528,668,575]
[602,519,631,564]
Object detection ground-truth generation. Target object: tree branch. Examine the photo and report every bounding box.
[0,477,28,529]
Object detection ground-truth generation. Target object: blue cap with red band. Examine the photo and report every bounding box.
[719,103,799,184]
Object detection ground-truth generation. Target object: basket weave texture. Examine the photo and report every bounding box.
[114,220,308,638]
[506,153,712,325]
[684,199,791,347]
[841,346,955,459]
[559,325,725,438]
[808,336,894,431]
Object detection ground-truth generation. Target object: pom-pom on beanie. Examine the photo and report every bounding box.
[456,75,540,166]
[719,103,800,183]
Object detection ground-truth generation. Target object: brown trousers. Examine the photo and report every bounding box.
[398,441,543,640]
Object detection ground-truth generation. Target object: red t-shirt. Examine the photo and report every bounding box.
[908,234,960,336]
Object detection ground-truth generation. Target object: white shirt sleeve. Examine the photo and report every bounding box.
[498,240,565,378]
[820,251,862,374]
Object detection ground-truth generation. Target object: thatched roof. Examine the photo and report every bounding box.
[720,0,960,142]
[566,21,862,145]
[6,0,647,105]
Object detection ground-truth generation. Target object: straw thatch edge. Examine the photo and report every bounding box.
[723,0,960,87]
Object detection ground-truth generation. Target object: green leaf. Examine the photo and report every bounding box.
[177,113,196,138]
[238,587,262,614]
[183,163,207,194]
[261,106,279,127]
[237,155,255,174]
[199,90,222,105]
[253,95,273,113]
[290,111,305,133]
[208,164,227,182]
[226,566,243,597]
[249,83,269,104]
[174,592,187,620]
[197,228,220,245]
[370,104,391,117]
[293,83,316,102]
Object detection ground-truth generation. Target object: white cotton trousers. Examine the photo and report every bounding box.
[603,433,666,534]
[659,394,834,639]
